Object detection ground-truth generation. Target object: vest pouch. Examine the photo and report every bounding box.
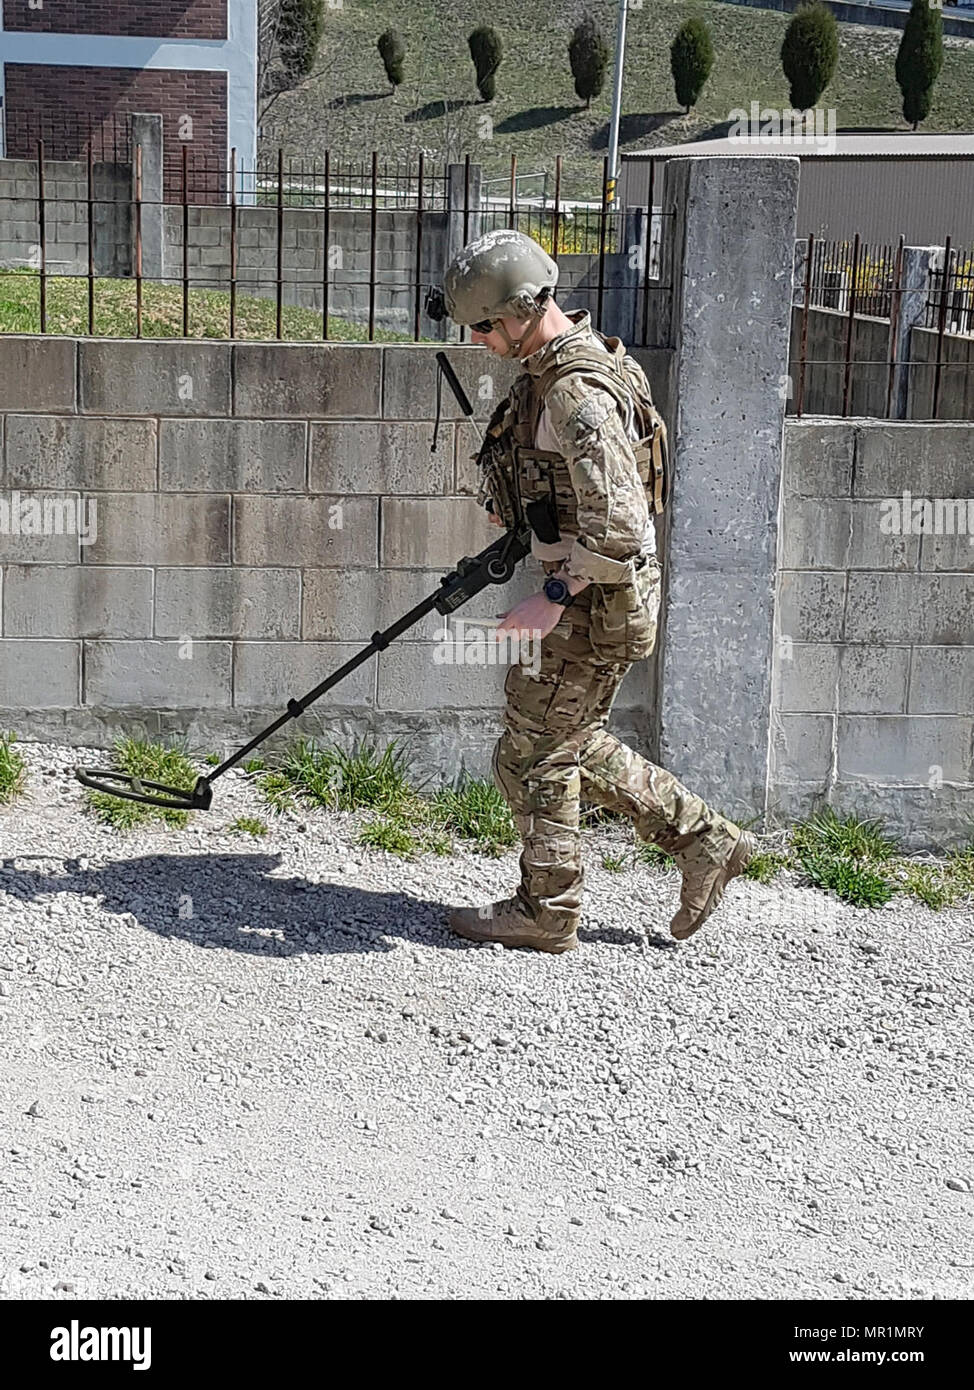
[589,556,662,663]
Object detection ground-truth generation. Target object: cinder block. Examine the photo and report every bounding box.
[782,421,854,497]
[849,499,920,571]
[845,573,972,645]
[155,568,300,639]
[3,565,152,638]
[83,494,230,566]
[0,492,83,564]
[838,645,910,714]
[777,571,846,642]
[837,715,972,785]
[854,424,974,498]
[780,498,852,570]
[920,520,974,573]
[771,713,834,784]
[378,642,510,710]
[0,337,76,412]
[159,419,306,492]
[776,642,839,714]
[303,563,538,643]
[0,640,80,707]
[382,345,517,423]
[309,421,450,495]
[234,642,374,708]
[908,646,974,714]
[233,495,376,566]
[79,341,231,416]
[2,415,157,491]
[233,343,382,418]
[84,640,232,709]
[380,498,491,568]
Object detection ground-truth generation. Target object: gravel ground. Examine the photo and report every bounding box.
[1,740,972,1302]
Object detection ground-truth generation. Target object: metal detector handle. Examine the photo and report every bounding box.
[433,524,532,614]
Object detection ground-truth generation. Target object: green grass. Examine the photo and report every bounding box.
[799,849,896,908]
[430,777,517,856]
[744,850,789,885]
[262,0,974,202]
[84,738,198,830]
[791,807,898,863]
[634,836,675,871]
[228,815,269,839]
[0,268,422,342]
[601,852,627,873]
[0,732,27,805]
[258,770,297,815]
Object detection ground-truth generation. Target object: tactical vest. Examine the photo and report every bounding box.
[475,326,668,540]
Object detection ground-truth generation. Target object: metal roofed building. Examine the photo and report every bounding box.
[620,133,974,243]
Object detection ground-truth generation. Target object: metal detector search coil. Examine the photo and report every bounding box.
[74,767,214,812]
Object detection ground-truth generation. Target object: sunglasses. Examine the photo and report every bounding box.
[471,318,498,334]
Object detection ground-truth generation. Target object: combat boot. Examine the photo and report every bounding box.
[448,897,578,953]
[655,822,756,940]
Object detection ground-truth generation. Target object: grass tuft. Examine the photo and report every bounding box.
[798,850,895,909]
[430,777,516,856]
[84,738,197,830]
[791,807,898,863]
[0,732,27,804]
[744,850,789,885]
[229,815,268,839]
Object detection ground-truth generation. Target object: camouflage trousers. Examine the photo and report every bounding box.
[492,561,720,932]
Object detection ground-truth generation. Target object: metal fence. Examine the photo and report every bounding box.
[793,233,974,420]
[0,143,670,347]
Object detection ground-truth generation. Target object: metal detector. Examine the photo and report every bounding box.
[75,352,529,812]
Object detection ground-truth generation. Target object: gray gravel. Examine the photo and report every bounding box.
[1,740,972,1301]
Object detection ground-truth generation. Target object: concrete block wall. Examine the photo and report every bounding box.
[0,334,657,781]
[162,205,452,335]
[787,306,974,422]
[772,419,974,847]
[0,157,131,277]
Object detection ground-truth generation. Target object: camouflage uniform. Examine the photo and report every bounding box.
[441,230,754,950]
[492,309,736,937]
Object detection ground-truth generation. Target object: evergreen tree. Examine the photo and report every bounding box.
[569,14,609,110]
[468,27,503,103]
[670,19,714,114]
[378,29,405,93]
[895,0,944,129]
[278,0,324,83]
[781,2,839,110]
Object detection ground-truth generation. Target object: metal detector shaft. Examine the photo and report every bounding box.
[75,523,532,810]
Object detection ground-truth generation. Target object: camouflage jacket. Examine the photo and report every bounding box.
[478,310,655,586]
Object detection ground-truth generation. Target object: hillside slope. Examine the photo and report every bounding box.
[261,0,974,198]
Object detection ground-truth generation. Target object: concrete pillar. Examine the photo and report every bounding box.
[130,113,164,281]
[440,162,483,342]
[891,246,937,421]
[655,156,800,822]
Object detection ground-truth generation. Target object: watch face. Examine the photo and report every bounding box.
[544,577,570,604]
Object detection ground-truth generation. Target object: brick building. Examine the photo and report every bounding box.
[0,1,257,199]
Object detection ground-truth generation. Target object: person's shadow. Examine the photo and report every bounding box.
[0,852,460,959]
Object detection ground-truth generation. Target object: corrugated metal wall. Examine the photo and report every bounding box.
[621,157,974,244]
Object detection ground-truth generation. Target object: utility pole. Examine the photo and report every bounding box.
[606,0,629,210]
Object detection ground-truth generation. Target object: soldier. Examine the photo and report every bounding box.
[442,228,755,954]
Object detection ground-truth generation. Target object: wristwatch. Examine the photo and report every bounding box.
[543,574,576,607]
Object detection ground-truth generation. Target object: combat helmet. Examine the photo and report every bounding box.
[443,228,558,356]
